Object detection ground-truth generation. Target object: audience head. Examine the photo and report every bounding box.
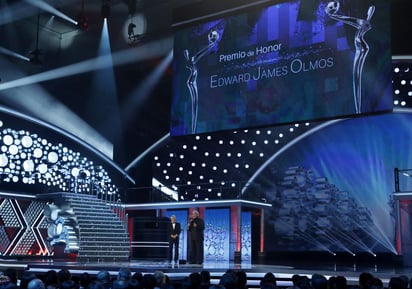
[200,271,210,287]
[128,279,140,289]
[132,272,143,283]
[400,276,409,289]
[118,268,131,282]
[141,274,156,289]
[389,277,406,289]
[58,269,72,283]
[335,276,347,289]
[19,271,37,289]
[79,273,91,289]
[219,271,238,289]
[44,270,59,289]
[296,276,311,289]
[260,272,277,289]
[60,280,78,289]
[291,275,300,287]
[112,280,128,289]
[27,279,45,289]
[373,278,384,289]
[87,281,104,289]
[209,285,225,289]
[188,272,201,289]
[96,271,111,288]
[181,277,191,289]
[359,273,374,289]
[236,270,247,289]
[311,274,327,289]
[153,271,165,288]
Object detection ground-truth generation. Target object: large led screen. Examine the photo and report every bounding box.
[242,111,412,254]
[171,0,392,136]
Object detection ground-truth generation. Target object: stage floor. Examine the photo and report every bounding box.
[2,258,411,288]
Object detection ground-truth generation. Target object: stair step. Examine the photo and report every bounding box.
[74,208,118,213]
[76,218,122,222]
[78,223,124,226]
[80,236,129,240]
[79,227,126,231]
[54,193,130,262]
[78,250,130,255]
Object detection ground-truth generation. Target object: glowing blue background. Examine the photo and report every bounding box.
[253,112,412,253]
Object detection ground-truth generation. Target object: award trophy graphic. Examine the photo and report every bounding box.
[325,1,375,114]
[184,29,220,134]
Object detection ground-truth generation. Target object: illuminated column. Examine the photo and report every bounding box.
[396,199,402,255]
[394,168,401,255]
[260,208,264,252]
[398,200,412,265]
[231,205,241,263]
[259,208,266,259]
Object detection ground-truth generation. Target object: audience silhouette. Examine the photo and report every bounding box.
[1,266,411,289]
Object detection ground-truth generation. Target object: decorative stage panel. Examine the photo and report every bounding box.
[241,212,251,262]
[0,197,51,257]
[204,208,230,261]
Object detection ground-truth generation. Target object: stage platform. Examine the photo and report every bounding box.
[1,258,411,288]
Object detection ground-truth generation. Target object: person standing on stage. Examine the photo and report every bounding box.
[168,215,181,263]
[188,210,205,264]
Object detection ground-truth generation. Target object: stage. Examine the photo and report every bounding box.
[1,257,411,288]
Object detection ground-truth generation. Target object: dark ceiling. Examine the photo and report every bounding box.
[0,0,411,184]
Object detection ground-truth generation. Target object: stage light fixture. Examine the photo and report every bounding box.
[29,49,43,65]
[26,0,78,26]
[101,0,111,19]
[77,14,89,30]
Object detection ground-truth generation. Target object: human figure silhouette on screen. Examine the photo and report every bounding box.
[184,29,219,134]
[325,1,375,114]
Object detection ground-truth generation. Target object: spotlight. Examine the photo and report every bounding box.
[101,1,111,19]
[29,49,43,65]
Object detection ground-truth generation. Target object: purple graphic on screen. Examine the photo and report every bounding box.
[325,1,375,114]
[184,29,220,134]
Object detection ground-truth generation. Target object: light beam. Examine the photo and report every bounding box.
[25,0,78,26]
[0,46,30,62]
[0,36,173,91]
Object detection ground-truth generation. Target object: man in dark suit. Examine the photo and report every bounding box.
[187,209,205,264]
[168,215,181,263]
